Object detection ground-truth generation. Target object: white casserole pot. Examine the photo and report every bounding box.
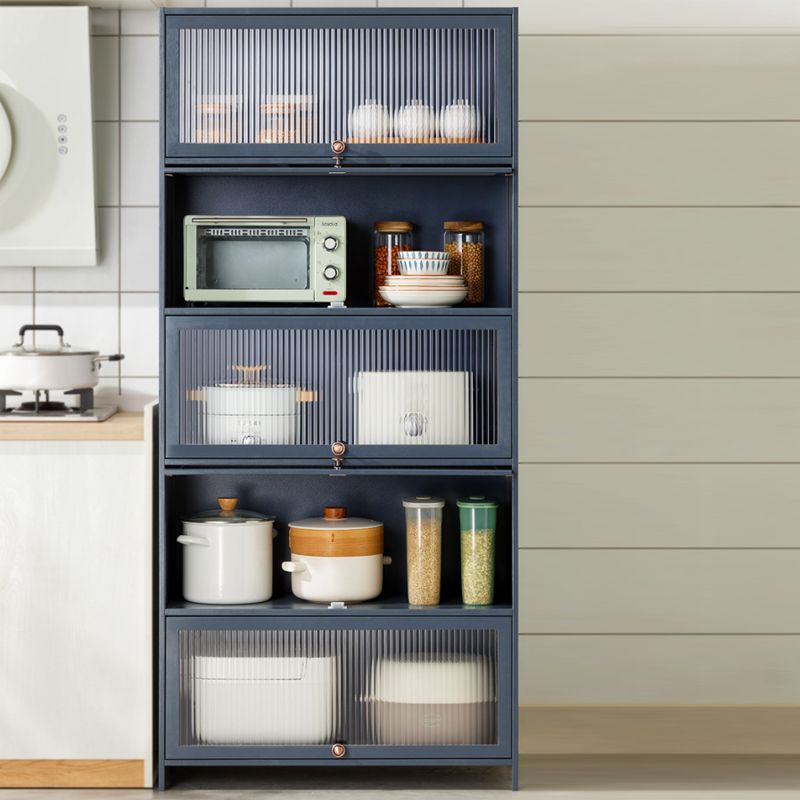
[0,324,123,391]
[177,497,276,604]
[283,506,391,604]
[205,383,297,445]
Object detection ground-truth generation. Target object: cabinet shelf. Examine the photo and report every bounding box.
[164,306,515,317]
[165,599,513,617]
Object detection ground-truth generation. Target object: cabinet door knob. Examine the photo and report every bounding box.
[331,742,346,758]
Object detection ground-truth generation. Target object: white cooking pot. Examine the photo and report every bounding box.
[0,324,123,391]
[177,497,277,604]
[283,506,391,604]
[205,383,297,445]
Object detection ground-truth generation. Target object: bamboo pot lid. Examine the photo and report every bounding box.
[289,506,384,557]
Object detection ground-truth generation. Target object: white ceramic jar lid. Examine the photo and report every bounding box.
[289,506,381,531]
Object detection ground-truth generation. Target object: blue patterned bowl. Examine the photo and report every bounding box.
[396,251,451,275]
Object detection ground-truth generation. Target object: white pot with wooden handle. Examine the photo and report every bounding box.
[283,506,391,603]
[178,497,276,604]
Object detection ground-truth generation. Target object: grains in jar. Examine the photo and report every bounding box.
[443,221,485,305]
[374,221,414,306]
[403,496,444,606]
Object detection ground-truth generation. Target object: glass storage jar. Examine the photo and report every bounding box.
[457,496,497,606]
[374,221,414,306]
[443,221,485,305]
[403,496,444,605]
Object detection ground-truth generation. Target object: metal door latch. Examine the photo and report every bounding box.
[331,742,347,758]
[331,440,347,469]
[331,139,346,167]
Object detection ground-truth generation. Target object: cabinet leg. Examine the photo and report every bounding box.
[511,759,519,791]
[158,764,168,791]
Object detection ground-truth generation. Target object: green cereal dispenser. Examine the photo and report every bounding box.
[456,496,498,606]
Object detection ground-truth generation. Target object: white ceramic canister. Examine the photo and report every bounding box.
[205,383,297,445]
[178,497,277,604]
[394,100,436,141]
[349,100,392,141]
[440,100,478,140]
[283,506,391,603]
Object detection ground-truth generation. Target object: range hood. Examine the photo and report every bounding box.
[0,7,97,267]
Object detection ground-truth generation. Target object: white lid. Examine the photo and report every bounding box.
[402,496,445,509]
[369,657,494,704]
[193,655,335,681]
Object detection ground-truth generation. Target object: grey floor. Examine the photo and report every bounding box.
[3,756,800,799]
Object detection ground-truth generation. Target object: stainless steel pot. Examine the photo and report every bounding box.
[0,324,124,391]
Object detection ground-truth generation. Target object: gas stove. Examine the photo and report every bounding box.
[0,388,118,422]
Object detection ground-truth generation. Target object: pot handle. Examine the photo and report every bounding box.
[177,535,210,547]
[382,556,393,566]
[272,527,278,539]
[282,561,306,573]
[93,354,125,363]
[15,324,65,347]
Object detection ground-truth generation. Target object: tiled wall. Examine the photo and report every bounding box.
[0,8,161,411]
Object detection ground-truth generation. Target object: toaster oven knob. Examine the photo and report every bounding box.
[331,742,347,758]
[323,265,339,281]
[322,235,339,252]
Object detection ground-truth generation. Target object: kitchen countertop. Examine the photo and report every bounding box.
[0,411,145,441]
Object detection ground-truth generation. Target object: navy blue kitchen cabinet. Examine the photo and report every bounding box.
[159,7,518,790]
[163,9,515,165]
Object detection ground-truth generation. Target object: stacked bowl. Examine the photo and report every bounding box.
[379,251,467,308]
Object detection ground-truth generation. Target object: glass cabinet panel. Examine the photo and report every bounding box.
[165,619,512,758]
[164,12,514,162]
[164,316,512,461]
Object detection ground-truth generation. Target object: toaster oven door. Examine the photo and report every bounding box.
[186,224,315,302]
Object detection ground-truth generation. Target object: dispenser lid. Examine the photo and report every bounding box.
[456,496,498,509]
[402,496,445,509]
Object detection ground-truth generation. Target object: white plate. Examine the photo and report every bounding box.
[379,286,467,307]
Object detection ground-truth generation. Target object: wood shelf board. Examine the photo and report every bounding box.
[0,412,145,442]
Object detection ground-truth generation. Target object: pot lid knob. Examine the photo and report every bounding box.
[323,506,347,520]
[218,497,239,512]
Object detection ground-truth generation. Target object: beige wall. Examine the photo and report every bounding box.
[509,0,800,705]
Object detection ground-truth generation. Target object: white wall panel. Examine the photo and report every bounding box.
[520,37,800,120]
[520,379,800,462]
[519,294,800,377]
[519,635,800,704]
[520,550,800,633]
[520,123,800,206]
[519,464,800,548]
[519,208,800,291]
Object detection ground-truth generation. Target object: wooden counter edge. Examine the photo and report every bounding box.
[0,759,146,788]
[0,411,145,442]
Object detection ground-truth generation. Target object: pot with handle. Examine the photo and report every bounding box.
[0,324,124,391]
[283,506,392,603]
[178,497,277,604]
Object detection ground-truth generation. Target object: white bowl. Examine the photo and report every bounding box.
[379,286,467,308]
[397,259,450,276]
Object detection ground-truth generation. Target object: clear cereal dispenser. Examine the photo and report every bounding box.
[457,496,497,606]
[402,496,444,606]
